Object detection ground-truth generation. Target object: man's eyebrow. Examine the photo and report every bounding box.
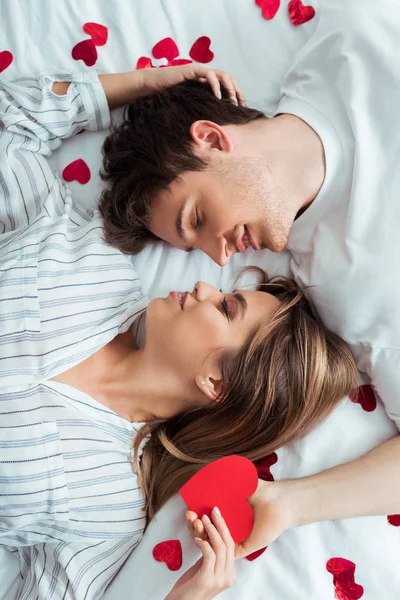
[176,199,189,242]
[176,199,195,252]
[233,292,248,319]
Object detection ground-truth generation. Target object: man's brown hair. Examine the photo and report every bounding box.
[99,80,265,254]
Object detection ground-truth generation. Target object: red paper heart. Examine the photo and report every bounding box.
[327,558,364,600]
[349,385,377,412]
[153,540,182,571]
[255,0,281,20]
[180,455,258,543]
[136,56,154,69]
[83,22,108,47]
[152,37,179,61]
[288,0,315,25]
[387,514,400,526]
[189,36,214,64]
[169,58,193,66]
[62,159,91,184]
[72,39,98,67]
[0,50,13,72]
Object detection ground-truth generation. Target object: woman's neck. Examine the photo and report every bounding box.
[95,335,194,422]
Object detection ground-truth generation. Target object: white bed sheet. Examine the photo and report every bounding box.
[1,0,399,598]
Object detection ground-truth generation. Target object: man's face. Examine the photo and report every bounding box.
[149,154,288,266]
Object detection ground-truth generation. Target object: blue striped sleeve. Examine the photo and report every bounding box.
[0,72,110,235]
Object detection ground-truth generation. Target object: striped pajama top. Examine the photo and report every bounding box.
[0,72,149,599]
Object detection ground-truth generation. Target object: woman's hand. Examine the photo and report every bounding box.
[165,507,236,600]
[138,64,245,106]
[186,480,292,560]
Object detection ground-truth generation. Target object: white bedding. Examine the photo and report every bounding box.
[1,0,399,598]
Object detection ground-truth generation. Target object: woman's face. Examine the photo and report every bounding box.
[145,281,280,401]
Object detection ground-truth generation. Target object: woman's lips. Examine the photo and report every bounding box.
[168,291,188,309]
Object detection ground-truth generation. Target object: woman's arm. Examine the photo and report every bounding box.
[236,435,400,557]
[53,65,245,110]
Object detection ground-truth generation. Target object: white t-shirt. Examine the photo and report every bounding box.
[275,0,400,428]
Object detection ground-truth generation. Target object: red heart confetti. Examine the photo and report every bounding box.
[349,385,377,412]
[180,456,258,544]
[189,36,214,64]
[0,50,13,73]
[327,558,364,600]
[244,453,278,561]
[387,514,400,527]
[136,56,154,69]
[83,22,108,47]
[288,0,315,25]
[152,37,179,61]
[254,452,278,482]
[246,546,268,562]
[71,39,98,67]
[153,540,182,571]
[62,159,91,184]
[169,58,193,66]
[255,0,281,20]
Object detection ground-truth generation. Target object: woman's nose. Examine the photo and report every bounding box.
[193,281,219,302]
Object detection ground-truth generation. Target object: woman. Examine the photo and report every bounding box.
[0,66,357,600]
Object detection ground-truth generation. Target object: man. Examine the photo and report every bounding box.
[99,0,400,554]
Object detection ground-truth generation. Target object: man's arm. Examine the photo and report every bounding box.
[236,435,400,557]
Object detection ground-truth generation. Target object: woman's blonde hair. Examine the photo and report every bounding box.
[133,274,358,520]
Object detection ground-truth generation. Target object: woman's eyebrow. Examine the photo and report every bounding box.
[233,292,248,318]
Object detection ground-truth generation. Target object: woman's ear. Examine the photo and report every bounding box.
[195,373,223,403]
[190,120,234,153]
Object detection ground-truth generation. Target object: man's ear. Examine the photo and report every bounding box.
[190,120,234,153]
[195,373,224,403]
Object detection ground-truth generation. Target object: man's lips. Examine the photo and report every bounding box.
[237,226,259,252]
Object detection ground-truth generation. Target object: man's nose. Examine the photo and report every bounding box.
[210,237,234,267]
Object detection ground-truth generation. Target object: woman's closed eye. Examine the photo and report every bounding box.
[221,297,234,321]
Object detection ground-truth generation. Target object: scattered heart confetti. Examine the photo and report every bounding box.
[288,0,315,25]
[152,37,179,61]
[72,39,98,67]
[169,58,193,66]
[254,452,278,482]
[136,56,154,69]
[349,385,377,412]
[387,514,400,527]
[83,22,108,46]
[327,558,364,600]
[189,36,214,63]
[180,455,258,543]
[244,453,278,561]
[0,50,13,72]
[246,547,268,561]
[153,540,182,571]
[255,0,281,20]
[62,159,91,184]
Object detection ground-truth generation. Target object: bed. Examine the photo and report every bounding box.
[1,0,399,598]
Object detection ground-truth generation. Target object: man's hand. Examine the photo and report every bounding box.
[185,480,292,560]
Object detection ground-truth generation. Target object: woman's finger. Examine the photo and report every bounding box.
[211,507,235,566]
[194,537,216,575]
[231,77,246,106]
[202,514,226,575]
[218,71,240,105]
[202,69,222,99]
[194,517,206,539]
